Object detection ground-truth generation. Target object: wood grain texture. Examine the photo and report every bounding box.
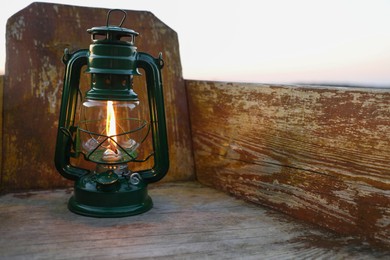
[0,182,387,259]
[186,80,390,247]
[1,3,194,191]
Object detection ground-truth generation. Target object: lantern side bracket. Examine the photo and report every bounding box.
[55,49,91,181]
[136,52,169,183]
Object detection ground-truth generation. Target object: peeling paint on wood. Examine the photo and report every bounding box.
[186,80,390,248]
[1,3,194,192]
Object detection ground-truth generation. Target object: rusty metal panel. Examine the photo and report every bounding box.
[186,80,390,248]
[2,3,194,192]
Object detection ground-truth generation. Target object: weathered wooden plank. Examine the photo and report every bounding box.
[186,80,390,247]
[1,3,194,192]
[0,182,387,259]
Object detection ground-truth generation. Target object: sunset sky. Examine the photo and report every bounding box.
[1,0,390,86]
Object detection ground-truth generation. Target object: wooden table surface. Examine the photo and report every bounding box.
[0,182,387,259]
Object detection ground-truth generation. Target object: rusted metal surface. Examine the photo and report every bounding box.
[186,80,390,248]
[2,3,194,192]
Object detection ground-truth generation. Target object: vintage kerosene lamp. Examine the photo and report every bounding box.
[54,9,169,217]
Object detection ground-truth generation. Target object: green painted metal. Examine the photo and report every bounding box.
[54,9,169,217]
[85,10,140,101]
[54,49,90,181]
[68,172,152,218]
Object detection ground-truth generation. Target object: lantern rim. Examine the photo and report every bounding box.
[87,26,139,36]
[85,88,139,101]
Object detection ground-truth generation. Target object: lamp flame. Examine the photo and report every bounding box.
[106,101,118,153]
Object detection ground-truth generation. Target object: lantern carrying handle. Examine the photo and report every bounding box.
[106,9,127,27]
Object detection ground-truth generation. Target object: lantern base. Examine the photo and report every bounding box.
[68,173,153,218]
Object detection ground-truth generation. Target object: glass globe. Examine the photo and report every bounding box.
[77,99,148,164]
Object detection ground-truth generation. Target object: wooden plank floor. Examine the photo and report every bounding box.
[0,182,388,259]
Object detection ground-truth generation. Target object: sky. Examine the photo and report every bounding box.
[1,0,390,86]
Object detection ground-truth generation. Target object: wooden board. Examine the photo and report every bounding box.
[0,182,387,258]
[1,3,194,192]
[186,80,390,247]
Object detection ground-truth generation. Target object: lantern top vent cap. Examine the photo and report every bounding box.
[87,9,139,44]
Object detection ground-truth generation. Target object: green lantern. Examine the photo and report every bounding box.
[54,9,169,217]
